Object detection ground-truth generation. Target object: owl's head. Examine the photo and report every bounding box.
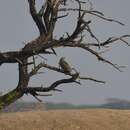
[60,57,66,61]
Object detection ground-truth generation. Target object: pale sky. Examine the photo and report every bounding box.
[0,0,130,105]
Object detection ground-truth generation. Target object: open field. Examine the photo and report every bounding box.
[0,109,130,130]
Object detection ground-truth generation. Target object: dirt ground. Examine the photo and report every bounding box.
[0,109,130,130]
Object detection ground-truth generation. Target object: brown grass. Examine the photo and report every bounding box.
[0,109,130,130]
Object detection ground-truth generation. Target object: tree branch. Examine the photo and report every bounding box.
[22,73,80,101]
[28,0,46,35]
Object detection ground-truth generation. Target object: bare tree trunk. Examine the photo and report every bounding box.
[0,89,23,110]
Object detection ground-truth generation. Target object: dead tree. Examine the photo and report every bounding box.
[0,0,129,109]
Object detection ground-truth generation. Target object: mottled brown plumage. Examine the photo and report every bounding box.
[59,57,72,73]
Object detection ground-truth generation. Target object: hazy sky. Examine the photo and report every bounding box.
[0,0,130,105]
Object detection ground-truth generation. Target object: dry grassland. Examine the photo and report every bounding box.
[0,109,130,130]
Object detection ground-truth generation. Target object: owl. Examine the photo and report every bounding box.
[59,57,72,73]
